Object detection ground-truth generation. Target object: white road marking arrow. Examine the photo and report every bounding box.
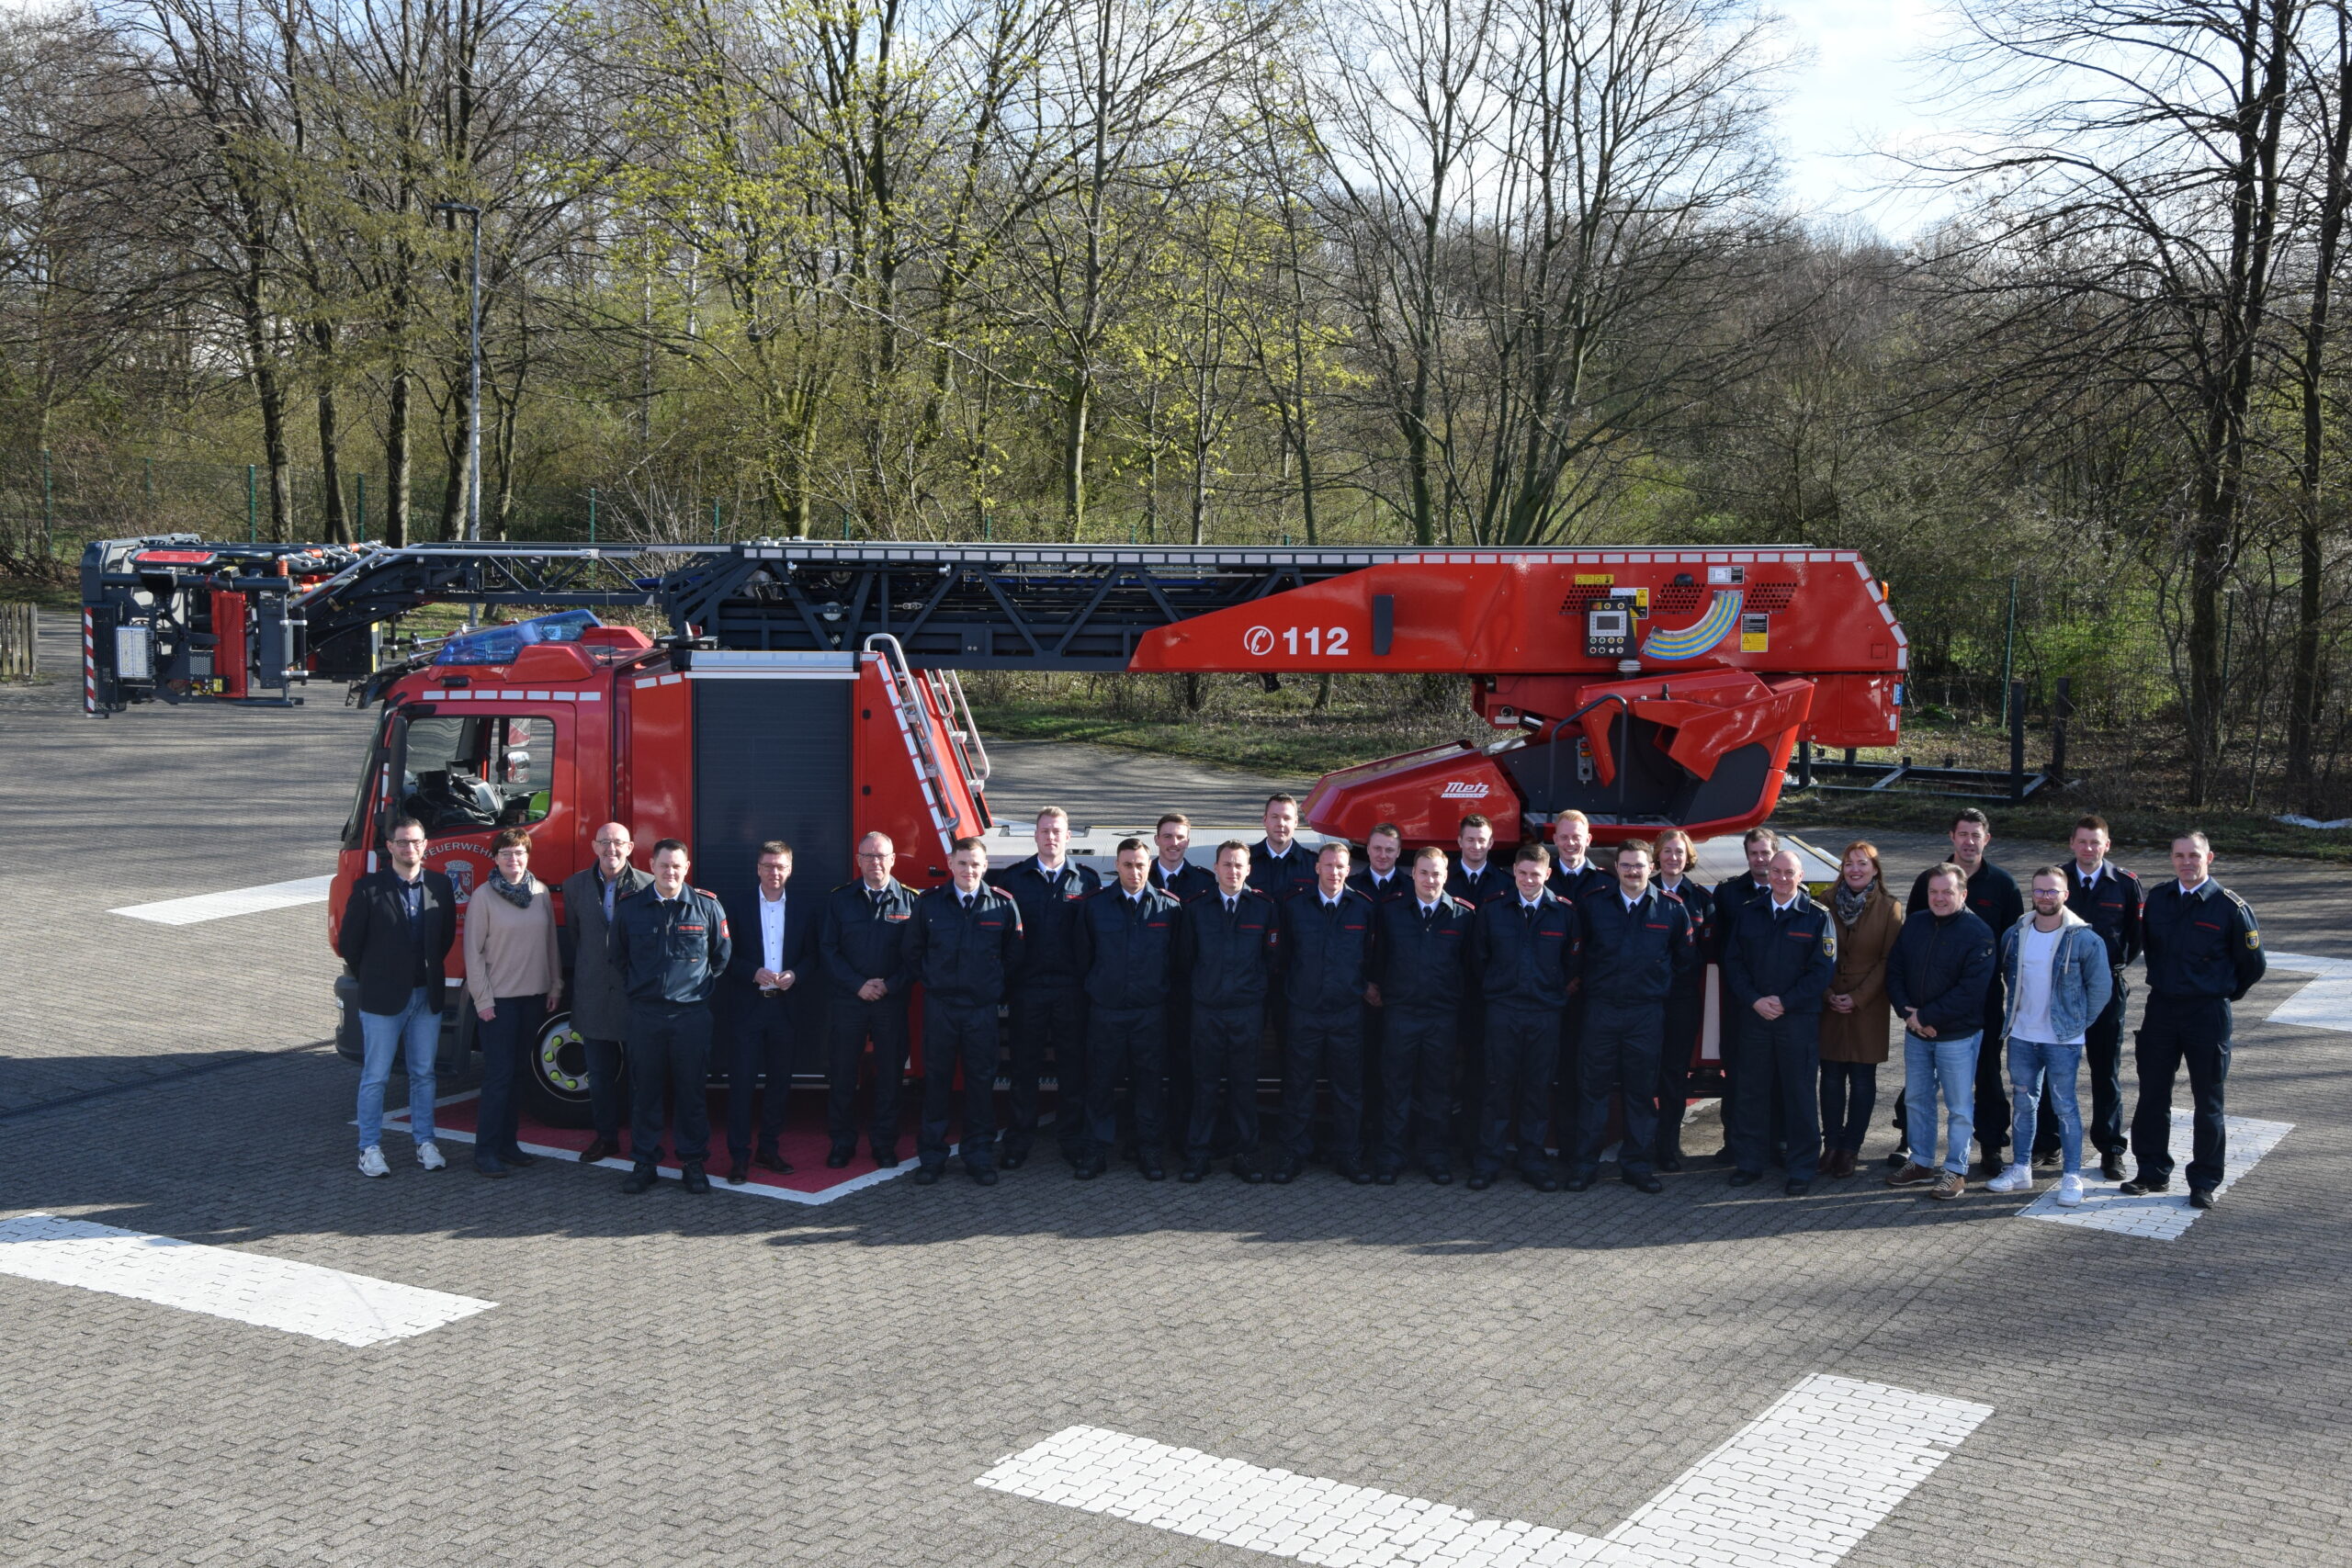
[2263,951,2352,1033]
[977,1373,1992,1568]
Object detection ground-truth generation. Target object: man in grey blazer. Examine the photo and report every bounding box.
[561,822,652,1163]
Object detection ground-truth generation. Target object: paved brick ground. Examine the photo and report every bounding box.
[3,639,2348,1567]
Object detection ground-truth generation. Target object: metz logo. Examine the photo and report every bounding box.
[1440,782,1490,799]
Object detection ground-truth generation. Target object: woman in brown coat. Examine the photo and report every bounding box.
[1817,840,1902,1177]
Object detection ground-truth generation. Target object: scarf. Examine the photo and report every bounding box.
[1832,879,1872,929]
[487,872,537,910]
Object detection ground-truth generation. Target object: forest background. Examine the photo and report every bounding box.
[5,0,2352,831]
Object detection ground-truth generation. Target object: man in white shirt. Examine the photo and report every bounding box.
[1985,868,2112,1206]
[723,840,807,1185]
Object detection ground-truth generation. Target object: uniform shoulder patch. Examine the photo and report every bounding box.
[2246,929,2261,949]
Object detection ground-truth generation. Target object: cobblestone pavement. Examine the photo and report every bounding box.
[2,655,2347,1568]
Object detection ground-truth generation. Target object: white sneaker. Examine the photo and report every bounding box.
[357,1145,390,1179]
[417,1141,447,1171]
[2055,1173,2086,1207]
[1986,1163,2034,1194]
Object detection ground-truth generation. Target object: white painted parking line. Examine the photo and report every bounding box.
[2264,951,2352,1032]
[110,874,334,926]
[975,1374,1993,1568]
[2018,1111,2292,1239]
[0,1213,494,1347]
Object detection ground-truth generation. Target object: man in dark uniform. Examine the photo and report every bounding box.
[989,807,1102,1169]
[1150,812,1217,901]
[818,830,919,1168]
[612,839,733,1195]
[909,836,1024,1187]
[2058,815,2143,1181]
[1903,809,2023,1174]
[1277,841,1377,1184]
[1248,795,1318,901]
[1150,810,1216,1153]
[1468,844,1580,1191]
[1072,839,1182,1179]
[1651,828,1713,1171]
[1347,822,1410,1162]
[719,839,811,1185]
[1544,811,1612,903]
[1569,840,1697,1193]
[1708,827,1779,1160]
[1723,848,1837,1196]
[1368,848,1472,1183]
[1175,841,1280,1183]
[1445,813,1509,908]
[1544,809,1612,1168]
[2120,832,2265,1209]
[1444,812,1510,1153]
[1349,822,1411,905]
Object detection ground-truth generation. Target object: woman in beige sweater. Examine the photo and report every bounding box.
[464,826,562,1177]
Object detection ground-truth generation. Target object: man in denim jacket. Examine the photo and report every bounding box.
[1985,867,2114,1206]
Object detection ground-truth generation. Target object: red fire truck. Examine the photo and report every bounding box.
[82,537,1906,1123]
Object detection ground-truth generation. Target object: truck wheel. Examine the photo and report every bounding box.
[519,1010,598,1129]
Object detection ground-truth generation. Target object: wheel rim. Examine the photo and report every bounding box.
[533,1015,591,1100]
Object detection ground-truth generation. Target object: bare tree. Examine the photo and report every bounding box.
[1925,0,2301,805]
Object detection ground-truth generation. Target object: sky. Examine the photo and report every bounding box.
[1766,0,1974,242]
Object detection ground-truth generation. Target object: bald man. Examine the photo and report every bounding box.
[819,831,920,1167]
[560,822,652,1163]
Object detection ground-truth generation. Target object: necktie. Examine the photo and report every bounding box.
[1522,903,1535,926]
[961,895,973,911]
[1422,905,1435,926]
[1225,897,1236,914]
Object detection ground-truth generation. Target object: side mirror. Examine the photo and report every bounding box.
[503,749,531,784]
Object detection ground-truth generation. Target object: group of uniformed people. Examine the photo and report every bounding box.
[345,793,2267,1209]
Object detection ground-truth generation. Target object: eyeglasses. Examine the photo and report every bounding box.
[857,852,891,861]
[388,838,426,849]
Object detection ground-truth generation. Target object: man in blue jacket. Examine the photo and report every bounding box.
[1468,845,1580,1190]
[1884,863,1996,1200]
[1985,867,2113,1206]
[909,837,1024,1187]
[1276,842,1377,1185]
[2121,832,2266,1209]
[818,831,919,1168]
[1175,841,1280,1183]
[1367,848,1474,1184]
[1723,848,1837,1195]
[989,807,1102,1170]
[613,840,733,1195]
[1569,840,1697,1193]
[1072,839,1182,1179]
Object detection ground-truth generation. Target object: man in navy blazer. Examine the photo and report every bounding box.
[722,840,814,1184]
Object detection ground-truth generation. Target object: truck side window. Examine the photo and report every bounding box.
[400,714,556,831]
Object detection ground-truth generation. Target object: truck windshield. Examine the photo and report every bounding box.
[399,714,556,831]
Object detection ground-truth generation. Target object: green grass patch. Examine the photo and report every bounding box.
[1771,787,2352,863]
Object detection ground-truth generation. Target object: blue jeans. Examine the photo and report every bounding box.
[357,987,440,1150]
[2008,1037,2084,1176]
[1902,1030,1980,1174]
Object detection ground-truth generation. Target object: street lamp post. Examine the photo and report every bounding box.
[435,201,483,542]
